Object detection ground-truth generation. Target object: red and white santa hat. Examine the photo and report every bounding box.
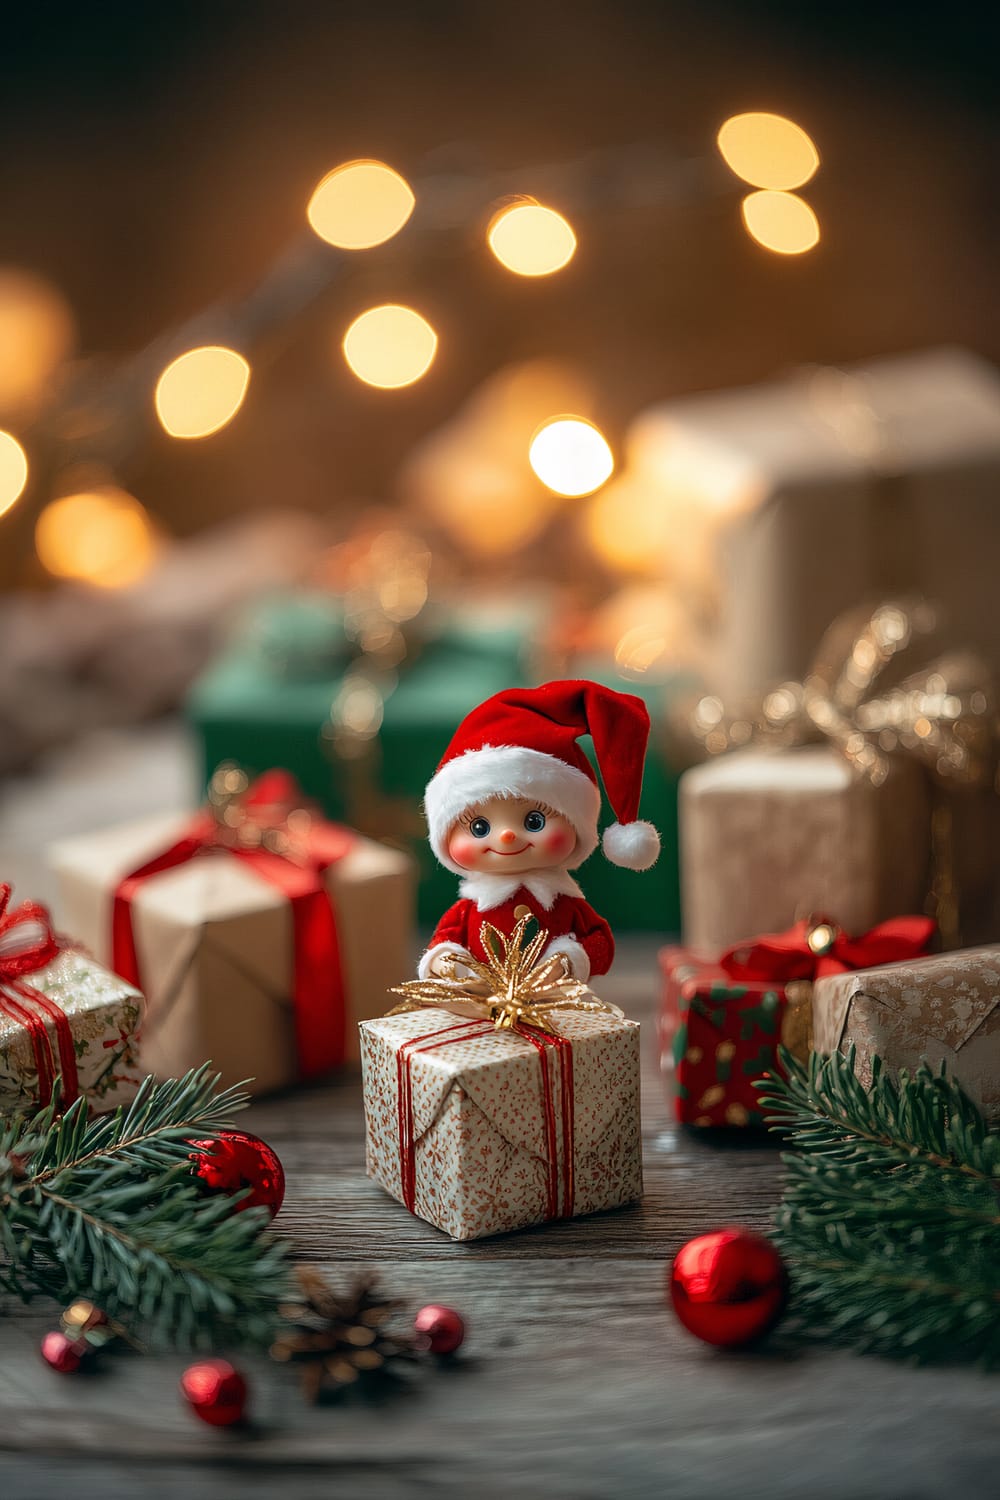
[424,680,661,875]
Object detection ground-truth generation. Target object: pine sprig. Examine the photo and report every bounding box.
[0,1067,292,1348]
[757,1049,1000,1365]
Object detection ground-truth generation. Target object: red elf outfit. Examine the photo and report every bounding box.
[420,680,660,982]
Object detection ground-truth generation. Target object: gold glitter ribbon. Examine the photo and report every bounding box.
[691,601,995,789]
[388,908,623,1035]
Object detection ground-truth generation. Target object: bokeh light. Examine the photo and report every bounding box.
[307,160,415,249]
[529,417,614,497]
[0,269,75,417]
[342,305,437,389]
[487,201,577,276]
[717,113,819,190]
[583,473,672,573]
[400,360,594,556]
[741,191,820,254]
[154,346,250,439]
[0,430,28,518]
[35,486,158,588]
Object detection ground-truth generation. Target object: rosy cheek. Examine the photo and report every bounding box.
[543,826,575,858]
[448,834,481,867]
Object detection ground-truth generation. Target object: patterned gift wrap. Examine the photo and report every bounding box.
[360,1007,642,1240]
[0,947,143,1115]
[813,946,1000,1121]
[658,946,791,1128]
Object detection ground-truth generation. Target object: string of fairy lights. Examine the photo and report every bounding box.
[0,111,820,589]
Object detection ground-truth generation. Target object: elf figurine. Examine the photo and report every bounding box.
[420,680,660,981]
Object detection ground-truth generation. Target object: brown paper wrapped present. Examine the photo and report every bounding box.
[813,946,1000,1122]
[50,792,415,1095]
[680,746,931,955]
[681,601,1000,951]
[632,348,1000,697]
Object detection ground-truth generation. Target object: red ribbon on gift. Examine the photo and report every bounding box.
[719,913,936,985]
[110,770,356,1080]
[394,1019,576,1223]
[0,884,80,1109]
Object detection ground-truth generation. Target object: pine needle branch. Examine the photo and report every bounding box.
[0,1068,292,1349]
[755,1049,1000,1365]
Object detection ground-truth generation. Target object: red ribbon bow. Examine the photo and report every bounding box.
[0,884,79,1108]
[111,771,355,1080]
[719,914,936,985]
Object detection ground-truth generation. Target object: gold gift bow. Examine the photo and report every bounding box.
[388,908,624,1035]
[691,601,995,788]
[689,602,998,949]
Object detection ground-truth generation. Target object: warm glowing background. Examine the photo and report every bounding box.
[0,2,994,591]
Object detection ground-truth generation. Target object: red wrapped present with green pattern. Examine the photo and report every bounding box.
[658,915,936,1127]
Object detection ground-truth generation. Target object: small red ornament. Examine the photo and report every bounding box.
[40,1329,90,1374]
[189,1129,285,1218]
[180,1358,249,1426]
[668,1228,788,1348]
[413,1304,465,1355]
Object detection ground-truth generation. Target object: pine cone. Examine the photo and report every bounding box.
[270,1267,418,1403]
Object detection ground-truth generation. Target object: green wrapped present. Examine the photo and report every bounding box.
[186,595,535,924]
[187,595,693,932]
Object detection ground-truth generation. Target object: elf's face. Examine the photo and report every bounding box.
[446,795,578,875]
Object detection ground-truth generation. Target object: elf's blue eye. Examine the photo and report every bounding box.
[470,818,491,838]
[524,811,546,833]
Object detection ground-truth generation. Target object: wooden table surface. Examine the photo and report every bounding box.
[1,725,998,1500]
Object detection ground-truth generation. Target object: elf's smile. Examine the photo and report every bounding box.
[485,843,531,856]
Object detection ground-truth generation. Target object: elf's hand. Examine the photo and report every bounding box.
[541,935,591,982]
[418,943,475,980]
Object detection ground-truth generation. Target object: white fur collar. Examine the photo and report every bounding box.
[457,868,584,912]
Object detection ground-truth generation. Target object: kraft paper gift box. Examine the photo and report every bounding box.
[679,746,931,956]
[50,812,415,1095]
[813,946,1000,1122]
[360,1007,642,1240]
[0,934,143,1116]
[631,348,1000,698]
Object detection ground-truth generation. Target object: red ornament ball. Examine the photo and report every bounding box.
[180,1358,249,1427]
[668,1228,788,1348]
[40,1330,90,1374]
[413,1303,465,1356]
[189,1129,285,1218]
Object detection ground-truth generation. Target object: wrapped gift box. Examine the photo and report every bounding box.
[813,946,1000,1121]
[658,945,795,1128]
[660,914,935,1127]
[50,811,415,1095]
[0,935,143,1116]
[632,348,1000,697]
[360,1007,642,1240]
[680,746,931,955]
[185,596,536,924]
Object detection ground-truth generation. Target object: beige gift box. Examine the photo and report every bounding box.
[50,813,415,1095]
[813,946,1000,1122]
[632,347,1000,697]
[0,947,143,1115]
[680,746,931,955]
[360,1007,642,1240]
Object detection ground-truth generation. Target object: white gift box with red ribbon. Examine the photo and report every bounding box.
[360,1006,642,1241]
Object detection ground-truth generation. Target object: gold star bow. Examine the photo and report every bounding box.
[388,908,622,1035]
